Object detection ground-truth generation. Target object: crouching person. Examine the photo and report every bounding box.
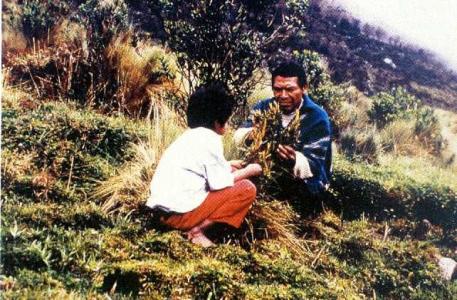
[146,83,262,247]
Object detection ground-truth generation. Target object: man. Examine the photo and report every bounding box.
[235,60,332,197]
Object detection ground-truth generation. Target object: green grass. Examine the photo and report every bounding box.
[2,97,456,299]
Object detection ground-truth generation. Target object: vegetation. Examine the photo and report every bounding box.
[302,0,457,110]
[2,0,457,298]
[2,93,456,298]
[161,0,308,119]
[242,102,300,180]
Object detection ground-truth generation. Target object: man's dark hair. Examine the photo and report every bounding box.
[187,83,235,129]
[271,60,307,87]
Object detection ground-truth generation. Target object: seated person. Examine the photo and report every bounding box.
[235,60,332,198]
[146,83,262,247]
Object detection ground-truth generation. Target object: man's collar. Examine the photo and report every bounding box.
[282,97,305,116]
[299,95,311,114]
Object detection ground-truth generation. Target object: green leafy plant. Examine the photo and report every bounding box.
[368,87,419,127]
[20,0,69,41]
[160,0,308,118]
[289,50,345,132]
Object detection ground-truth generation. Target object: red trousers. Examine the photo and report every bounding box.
[163,179,256,230]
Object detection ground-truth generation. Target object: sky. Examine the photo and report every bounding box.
[333,0,457,71]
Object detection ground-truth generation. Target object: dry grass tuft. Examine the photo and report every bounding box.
[95,107,184,214]
[380,119,418,155]
[1,149,36,182]
[105,32,177,115]
[249,200,311,258]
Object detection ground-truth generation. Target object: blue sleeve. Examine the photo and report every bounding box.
[297,112,332,192]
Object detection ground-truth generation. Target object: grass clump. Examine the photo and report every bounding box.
[340,127,382,163]
[2,87,456,298]
[95,107,184,214]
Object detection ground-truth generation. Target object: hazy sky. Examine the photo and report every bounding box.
[334,0,457,71]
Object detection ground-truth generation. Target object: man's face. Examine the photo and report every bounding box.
[272,76,307,114]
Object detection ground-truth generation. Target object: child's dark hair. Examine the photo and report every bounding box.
[271,60,307,87]
[187,83,235,129]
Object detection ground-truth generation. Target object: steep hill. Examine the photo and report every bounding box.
[300,0,457,111]
[123,0,457,111]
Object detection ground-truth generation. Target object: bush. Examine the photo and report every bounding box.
[415,107,444,154]
[289,50,345,132]
[368,87,444,154]
[292,49,327,90]
[19,0,70,41]
[368,87,419,127]
[160,0,308,118]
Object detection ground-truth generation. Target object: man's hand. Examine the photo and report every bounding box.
[277,144,296,167]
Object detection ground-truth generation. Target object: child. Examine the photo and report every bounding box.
[146,83,262,247]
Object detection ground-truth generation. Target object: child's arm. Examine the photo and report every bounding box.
[229,160,245,171]
[232,163,262,182]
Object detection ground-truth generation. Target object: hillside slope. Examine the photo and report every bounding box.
[1,89,457,298]
[299,0,457,111]
[124,0,457,111]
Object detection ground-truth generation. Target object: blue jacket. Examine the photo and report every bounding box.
[242,95,332,194]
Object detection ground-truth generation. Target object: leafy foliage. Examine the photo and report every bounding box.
[368,87,420,127]
[17,0,70,41]
[288,49,345,131]
[2,95,456,298]
[160,0,308,118]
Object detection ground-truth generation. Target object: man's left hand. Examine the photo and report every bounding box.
[277,144,296,166]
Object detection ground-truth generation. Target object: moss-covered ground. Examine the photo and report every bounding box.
[1,97,457,299]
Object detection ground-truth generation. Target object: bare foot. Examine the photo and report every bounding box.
[186,227,215,247]
[190,232,215,247]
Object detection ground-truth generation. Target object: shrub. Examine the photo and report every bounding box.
[415,107,444,154]
[18,0,70,41]
[368,87,444,154]
[368,87,419,127]
[292,49,327,90]
[160,0,308,118]
[289,50,345,132]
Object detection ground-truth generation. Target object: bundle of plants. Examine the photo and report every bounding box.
[226,102,309,256]
[242,102,301,192]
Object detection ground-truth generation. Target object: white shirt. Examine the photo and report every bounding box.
[146,127,234,213]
